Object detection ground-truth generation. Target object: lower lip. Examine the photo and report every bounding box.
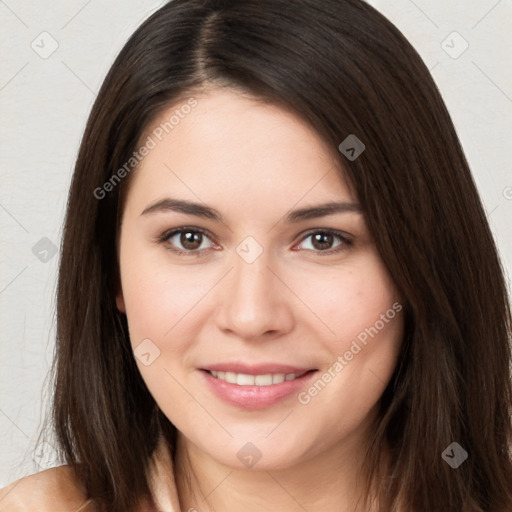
[200,369,317,409]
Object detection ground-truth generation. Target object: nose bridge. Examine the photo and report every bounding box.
[233,251,272,299]
[214,242,293,339]
[229,247,277,314]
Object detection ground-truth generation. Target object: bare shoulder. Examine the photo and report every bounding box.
[0,465,99,511]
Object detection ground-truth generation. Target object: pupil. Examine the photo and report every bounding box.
[312,233,333,250]
[181,231,201,250]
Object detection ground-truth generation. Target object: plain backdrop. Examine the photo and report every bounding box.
[1,0,511,487]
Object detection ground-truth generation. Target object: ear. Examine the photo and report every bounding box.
[115,275,126,313]
[116,289,126,313]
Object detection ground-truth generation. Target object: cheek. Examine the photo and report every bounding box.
[293,253,404,419]
[119,244,215,348]
[297,253,401,350]
[118,244,211,421]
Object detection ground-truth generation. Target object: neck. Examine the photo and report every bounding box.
[174,418,385,512]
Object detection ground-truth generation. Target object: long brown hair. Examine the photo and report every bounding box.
[48,0,512,510]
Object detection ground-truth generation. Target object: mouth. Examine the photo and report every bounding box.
[203,369,313,386]
[199,367,318,409]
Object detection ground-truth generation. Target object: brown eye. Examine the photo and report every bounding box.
[160,228,216,254]
[311,232,335,250]
[180,231,203,250]
[296,229,350,254]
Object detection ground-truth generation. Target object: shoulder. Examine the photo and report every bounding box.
[0,465,99,511]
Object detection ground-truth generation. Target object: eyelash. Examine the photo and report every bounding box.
[156,226,353,257]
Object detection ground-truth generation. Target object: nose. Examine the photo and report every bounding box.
[213,248,295,341]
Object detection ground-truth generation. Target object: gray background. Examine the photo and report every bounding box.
[1,0,511,487]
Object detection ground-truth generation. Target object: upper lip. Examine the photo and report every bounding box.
[201,362,316,375]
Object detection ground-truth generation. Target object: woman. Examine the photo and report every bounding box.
[1,0,511,511]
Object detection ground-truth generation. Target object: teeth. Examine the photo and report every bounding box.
[237,373,255,385]
[225,372,237,384]
[272,373,285,384]
[209,371,299,386]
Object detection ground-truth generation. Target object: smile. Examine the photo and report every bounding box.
[207,370,308,386]
[201,368,318,409]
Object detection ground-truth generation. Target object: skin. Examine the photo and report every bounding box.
[116,87,404,512]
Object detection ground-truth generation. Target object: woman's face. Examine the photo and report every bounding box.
[116,88,403,470]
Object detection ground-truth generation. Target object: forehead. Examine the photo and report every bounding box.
[124,88,354,212]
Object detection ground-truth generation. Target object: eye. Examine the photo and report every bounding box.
[295,229,351,254]
[158,227,218,255]
[157,227,352,256]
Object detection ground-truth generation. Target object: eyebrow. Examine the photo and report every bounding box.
[140,198,362,223]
